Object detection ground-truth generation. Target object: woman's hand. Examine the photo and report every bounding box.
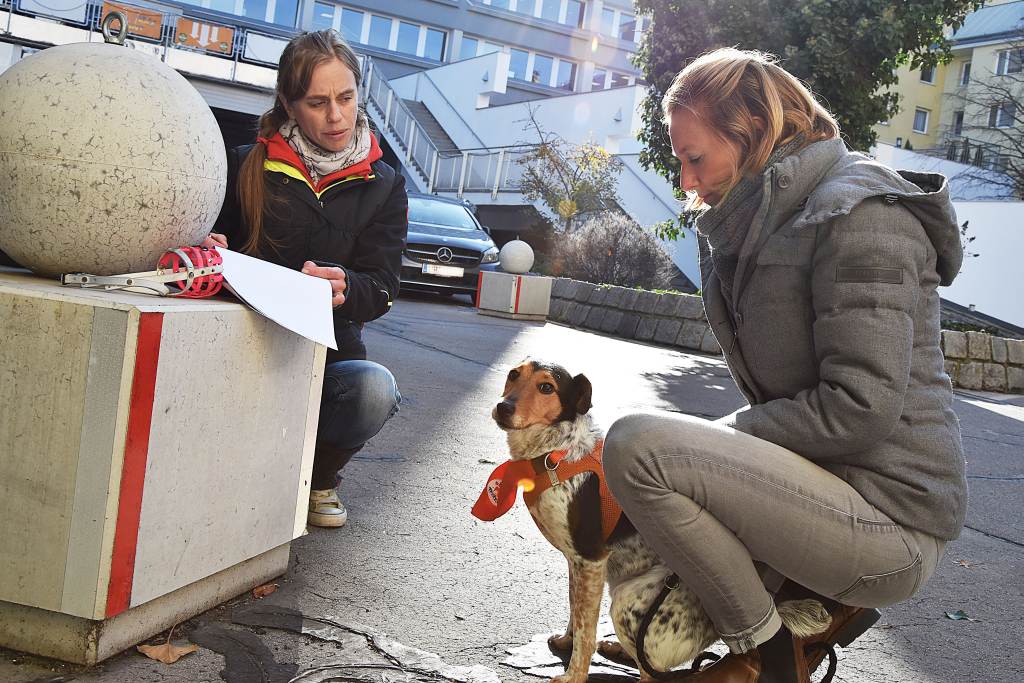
[302,261,347,307]
[201,232,228,249]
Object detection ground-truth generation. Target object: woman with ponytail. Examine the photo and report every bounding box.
[209,30,406,529]
[603,48,965,681]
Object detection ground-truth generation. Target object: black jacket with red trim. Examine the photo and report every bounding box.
[214,132,407,363]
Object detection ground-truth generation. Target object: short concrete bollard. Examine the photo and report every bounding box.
[475,271,551,321]
[0,270,325,664]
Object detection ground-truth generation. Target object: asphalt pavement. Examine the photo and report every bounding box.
[3,293,1021,683]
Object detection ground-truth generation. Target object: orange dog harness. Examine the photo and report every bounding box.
[472,440,623,540]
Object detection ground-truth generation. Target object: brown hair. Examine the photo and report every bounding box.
[662,47,839,188]
[237,30,361,254]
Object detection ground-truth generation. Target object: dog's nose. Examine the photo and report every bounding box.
[496,400,515,420]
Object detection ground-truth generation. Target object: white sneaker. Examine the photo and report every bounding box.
[308,489,348,528]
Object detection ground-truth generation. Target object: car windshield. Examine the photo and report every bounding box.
[408,197,478,231]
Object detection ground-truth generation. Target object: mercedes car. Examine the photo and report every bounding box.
[400,193,500,295]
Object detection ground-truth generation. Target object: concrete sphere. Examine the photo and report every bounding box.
[499,240,535,274]
[0,42,227,276]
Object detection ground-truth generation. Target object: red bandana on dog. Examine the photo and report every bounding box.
[472,441,622,540]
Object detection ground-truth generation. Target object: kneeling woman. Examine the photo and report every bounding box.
[210,30,406,528]
[604,48,966,682]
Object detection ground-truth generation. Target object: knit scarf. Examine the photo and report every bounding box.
[279,110,372,186]
[695,137,805,308]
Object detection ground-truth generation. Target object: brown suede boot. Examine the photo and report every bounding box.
[800,605,881,678]
[684,625,810,683]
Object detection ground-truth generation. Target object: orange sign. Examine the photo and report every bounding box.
[175,17,234,55]
[101,2,163,40]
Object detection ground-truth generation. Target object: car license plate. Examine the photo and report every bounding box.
[422,263,464,278]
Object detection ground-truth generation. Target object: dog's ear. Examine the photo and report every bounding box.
[573,374,592,415]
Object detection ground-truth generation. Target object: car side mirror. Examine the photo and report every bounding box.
[481,225,492,236]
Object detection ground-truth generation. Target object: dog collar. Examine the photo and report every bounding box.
[471,440,622,541]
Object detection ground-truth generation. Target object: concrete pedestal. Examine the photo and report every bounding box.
[475,271,551,321]
[0,270,325,664]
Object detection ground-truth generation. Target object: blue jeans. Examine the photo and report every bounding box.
[312,360,401,489]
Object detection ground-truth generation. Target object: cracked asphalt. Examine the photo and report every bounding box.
[2,294,1021,683]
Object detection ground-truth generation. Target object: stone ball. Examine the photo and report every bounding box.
[0,42,227,276]
[499,240,535,275]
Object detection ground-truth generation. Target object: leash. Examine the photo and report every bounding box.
[635,572,720,679]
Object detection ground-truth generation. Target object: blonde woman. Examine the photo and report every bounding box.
[604,48,965,682]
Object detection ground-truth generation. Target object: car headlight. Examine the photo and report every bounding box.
[481,246,499,264]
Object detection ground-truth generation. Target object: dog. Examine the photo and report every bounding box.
[480,359,831,683]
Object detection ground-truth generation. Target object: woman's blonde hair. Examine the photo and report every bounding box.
[237,30,361,254]
[662,47,839,182]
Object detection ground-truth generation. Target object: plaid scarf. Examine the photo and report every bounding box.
[279,111,372,185]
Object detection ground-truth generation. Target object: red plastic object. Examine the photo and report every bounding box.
[157,246,224,298]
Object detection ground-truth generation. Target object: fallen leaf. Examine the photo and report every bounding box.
[955,559,974,568]
[252,583,278,598]
[454,614,467,621]
[944,610,980,622]
[478,458,497,465]
[137,641,198,664]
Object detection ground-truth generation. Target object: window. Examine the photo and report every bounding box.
[989,102,1016,128]
[518,0,536,16]
[480,41,501,55]
[997,48,1023,75]
[610,71,630,88]
[490,0,510,9]
[601,7,615,35]
[556,59,576,90]
[960,61,971,86]
[272,0,297,27]
[424,28,445,61]
[509,48,530,81]
[565,0,585,28]
[912,108,929,134]
[396,21,419,55]
[340,8,363,44]
[591,67,607,90]
[459,36,479,60]
[368,15,391,48]
[540,0,559,22]
[312,1,333,30]
[532,53,553,85]
[242,0,268,23]
[919,65,935,84]
[953,110,964,136]
[619,12,636,42]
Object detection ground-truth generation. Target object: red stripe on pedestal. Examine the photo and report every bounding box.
[475,271,484,308]
[105,312,164,618]
[513,275,522,313]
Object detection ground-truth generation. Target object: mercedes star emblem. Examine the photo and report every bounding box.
[437,247,454,263]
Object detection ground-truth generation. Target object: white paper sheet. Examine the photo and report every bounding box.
[217,248,338,350]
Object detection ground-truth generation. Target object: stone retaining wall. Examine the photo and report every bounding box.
[941,330,1024,393]
[548,278,721,355]
[548,278,1023,394]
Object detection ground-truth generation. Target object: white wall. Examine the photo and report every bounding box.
[945,201,1024,327]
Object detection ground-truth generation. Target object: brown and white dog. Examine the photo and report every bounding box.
[486,359,830,683]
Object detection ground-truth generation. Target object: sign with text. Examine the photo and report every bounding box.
[101,1,163,40]
[175,17,234,55]
[18,0,88,24]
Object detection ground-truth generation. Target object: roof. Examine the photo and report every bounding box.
[952,1,1024,45]
[941,298,1024,339]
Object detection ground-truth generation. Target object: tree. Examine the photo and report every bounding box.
[553,212,676,289]
[517,106,624,232]
[941,40,1024,198]
[633,0,982,188]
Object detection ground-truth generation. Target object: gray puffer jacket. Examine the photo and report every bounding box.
[702,138,967,541]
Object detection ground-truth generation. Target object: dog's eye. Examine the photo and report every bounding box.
[539,382,555,394]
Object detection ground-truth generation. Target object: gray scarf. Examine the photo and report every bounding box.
[696,137,805,306]
[279,110,372,186]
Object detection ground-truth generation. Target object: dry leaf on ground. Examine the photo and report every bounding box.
[252,582,279,598]
[137,641,199,664]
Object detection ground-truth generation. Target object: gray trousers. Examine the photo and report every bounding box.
[603,412,945,654]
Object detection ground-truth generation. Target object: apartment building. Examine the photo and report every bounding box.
[874,0,1024,173]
